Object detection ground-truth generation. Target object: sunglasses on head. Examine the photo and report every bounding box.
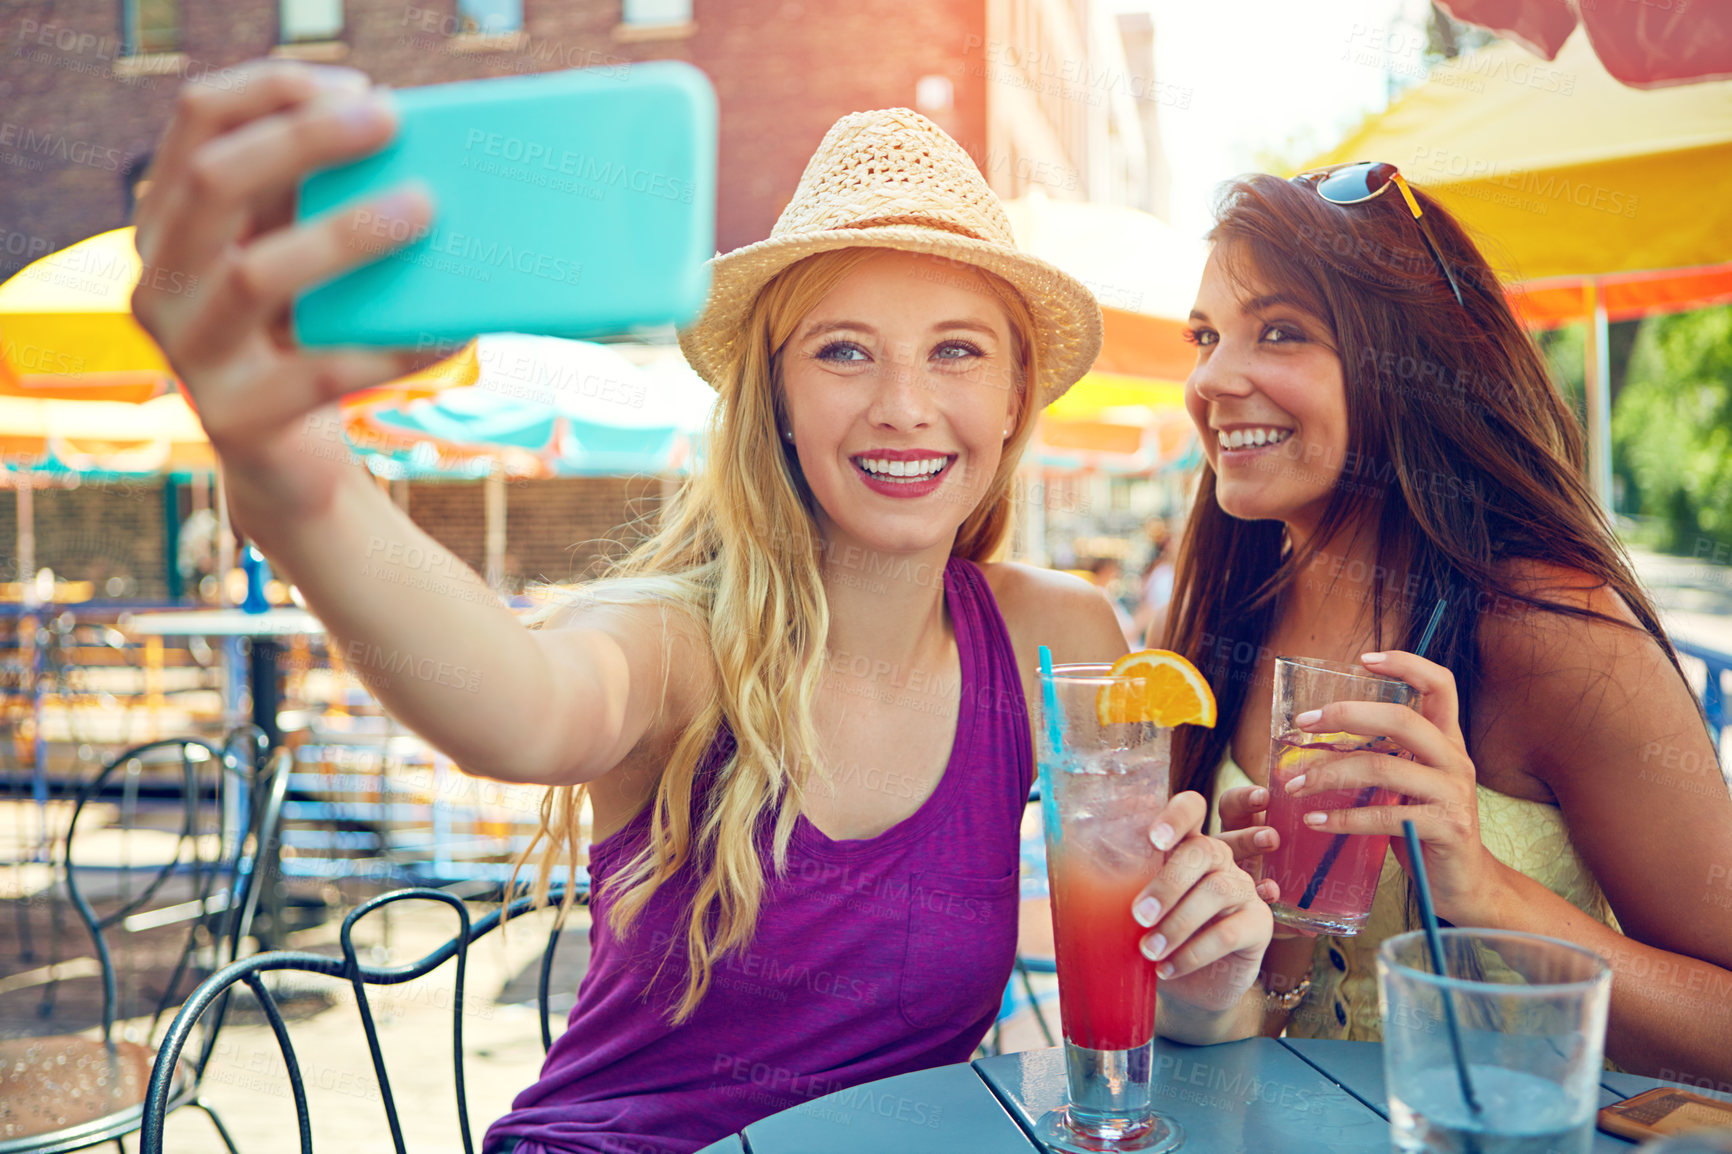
[1291,161,1466,308]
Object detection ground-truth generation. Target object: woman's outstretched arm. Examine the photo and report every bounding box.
[131,59,694,787]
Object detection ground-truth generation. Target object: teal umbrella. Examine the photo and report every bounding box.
[349,334,714,478]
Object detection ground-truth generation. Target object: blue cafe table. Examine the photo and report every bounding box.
[694,1037,1731,1152]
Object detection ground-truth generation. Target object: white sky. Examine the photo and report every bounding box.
[1129,0,1437,238]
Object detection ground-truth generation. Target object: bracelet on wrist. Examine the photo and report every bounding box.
[1261,976,1311,1013]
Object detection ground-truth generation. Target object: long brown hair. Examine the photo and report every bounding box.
[1163,174,1685,799]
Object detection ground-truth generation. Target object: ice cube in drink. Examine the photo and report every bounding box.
[1261,732,1405,935]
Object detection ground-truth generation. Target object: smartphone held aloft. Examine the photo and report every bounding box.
[293,61,717,349]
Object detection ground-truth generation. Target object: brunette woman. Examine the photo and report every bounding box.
[1168,166,1732,1083]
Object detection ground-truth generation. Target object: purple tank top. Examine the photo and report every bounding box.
[485,557,1033,1154]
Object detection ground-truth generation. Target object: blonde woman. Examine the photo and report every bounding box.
[132,62,1274,1154]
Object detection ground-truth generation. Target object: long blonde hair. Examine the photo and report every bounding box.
[515,247,1042,1022]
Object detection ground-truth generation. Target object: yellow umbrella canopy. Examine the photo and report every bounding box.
[0,227,180,402]
[1312,34,1732,287]
[0,392,215,471]
[1310,33,1732,508]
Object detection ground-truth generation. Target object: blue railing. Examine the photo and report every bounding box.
[1670,634,1730,753]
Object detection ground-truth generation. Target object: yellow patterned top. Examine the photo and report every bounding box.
[1212,753,1623,1042]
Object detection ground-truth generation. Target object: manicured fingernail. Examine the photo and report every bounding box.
[1141,933,1167,961]
[1361,652,1386,663]
[310,65,369,89]
[1295,709,1322,727]
[1285,774,1306,793]
[1254,829,1277,849]
[1150,823,1176,851]
[337,95,393,133]
[1133,897,1161,927]
[1302,811,1328,827]
[1250,787,1269,806]
[1157,962,1176,979]
[370,187,427,225]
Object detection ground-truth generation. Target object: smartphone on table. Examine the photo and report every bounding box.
[292,61,716,349]
[1598,1087,1732,1143]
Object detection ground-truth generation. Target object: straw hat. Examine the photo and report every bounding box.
[677,108,1103,409]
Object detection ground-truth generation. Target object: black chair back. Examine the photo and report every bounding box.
[56,728,284,1046]
[140,883,584,1154]
[0,726,288,1154]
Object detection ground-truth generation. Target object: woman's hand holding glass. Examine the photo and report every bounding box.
[1135,790,1273,1014]
[1281,650,1506,923]
[1216,784,1322,943]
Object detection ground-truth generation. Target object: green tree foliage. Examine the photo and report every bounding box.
[1612,305,1732,554]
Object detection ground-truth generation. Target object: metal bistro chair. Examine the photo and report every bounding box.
[984,783,1061,1057]
[139,881,587,1154]
[0,727,289,1154]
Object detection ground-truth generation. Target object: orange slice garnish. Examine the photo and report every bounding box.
[1096,649,1217,728]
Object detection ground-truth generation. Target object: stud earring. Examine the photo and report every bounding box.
[781,427,794,443]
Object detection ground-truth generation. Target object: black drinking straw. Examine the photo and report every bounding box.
[1403,817,1484,1128]
[1296,599,1448,912]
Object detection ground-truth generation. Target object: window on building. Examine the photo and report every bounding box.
[122,0,179,55]
[280,0,343,43]
[459,0,523,34]
[622,0,692,25]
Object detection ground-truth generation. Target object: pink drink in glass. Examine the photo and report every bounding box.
[1261,732,1406,935]
[1047,844,1159,1053]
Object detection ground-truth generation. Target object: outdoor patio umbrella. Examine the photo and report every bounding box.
[1307,32,1732,505]
[345,334,714,476]
[345,333,716,586]
[1001,192,1205,475]
[1437,0,1732,89]
[0,227,177,403]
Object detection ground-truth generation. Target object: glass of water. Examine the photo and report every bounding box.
[1378,929,1611,1154]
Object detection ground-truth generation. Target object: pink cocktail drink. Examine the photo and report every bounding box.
[1262,733,1405,935]
[1047,845,1159,1052]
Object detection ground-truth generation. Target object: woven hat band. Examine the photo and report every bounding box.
[834,216,988,241]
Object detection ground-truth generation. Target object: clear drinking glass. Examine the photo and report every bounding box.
[1379,929,1612,1154]
[1033,664,1183,1154]
[1260,656,1417,935]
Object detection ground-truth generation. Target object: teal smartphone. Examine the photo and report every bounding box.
[292,61,716,348]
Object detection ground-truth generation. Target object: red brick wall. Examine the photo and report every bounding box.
[2,474,663,600]
[406,474,664,591]
[0,479,169,598]
[0,0,989,277]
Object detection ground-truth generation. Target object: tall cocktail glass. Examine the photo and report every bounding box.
[1261,656,1417,935]
[1034,664,1182,1154]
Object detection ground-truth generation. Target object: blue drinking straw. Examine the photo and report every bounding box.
[1414,598,1448,661]
[1036,646,1064,844]
[1403,818,1484,1128]
[1037,645,1063,756]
